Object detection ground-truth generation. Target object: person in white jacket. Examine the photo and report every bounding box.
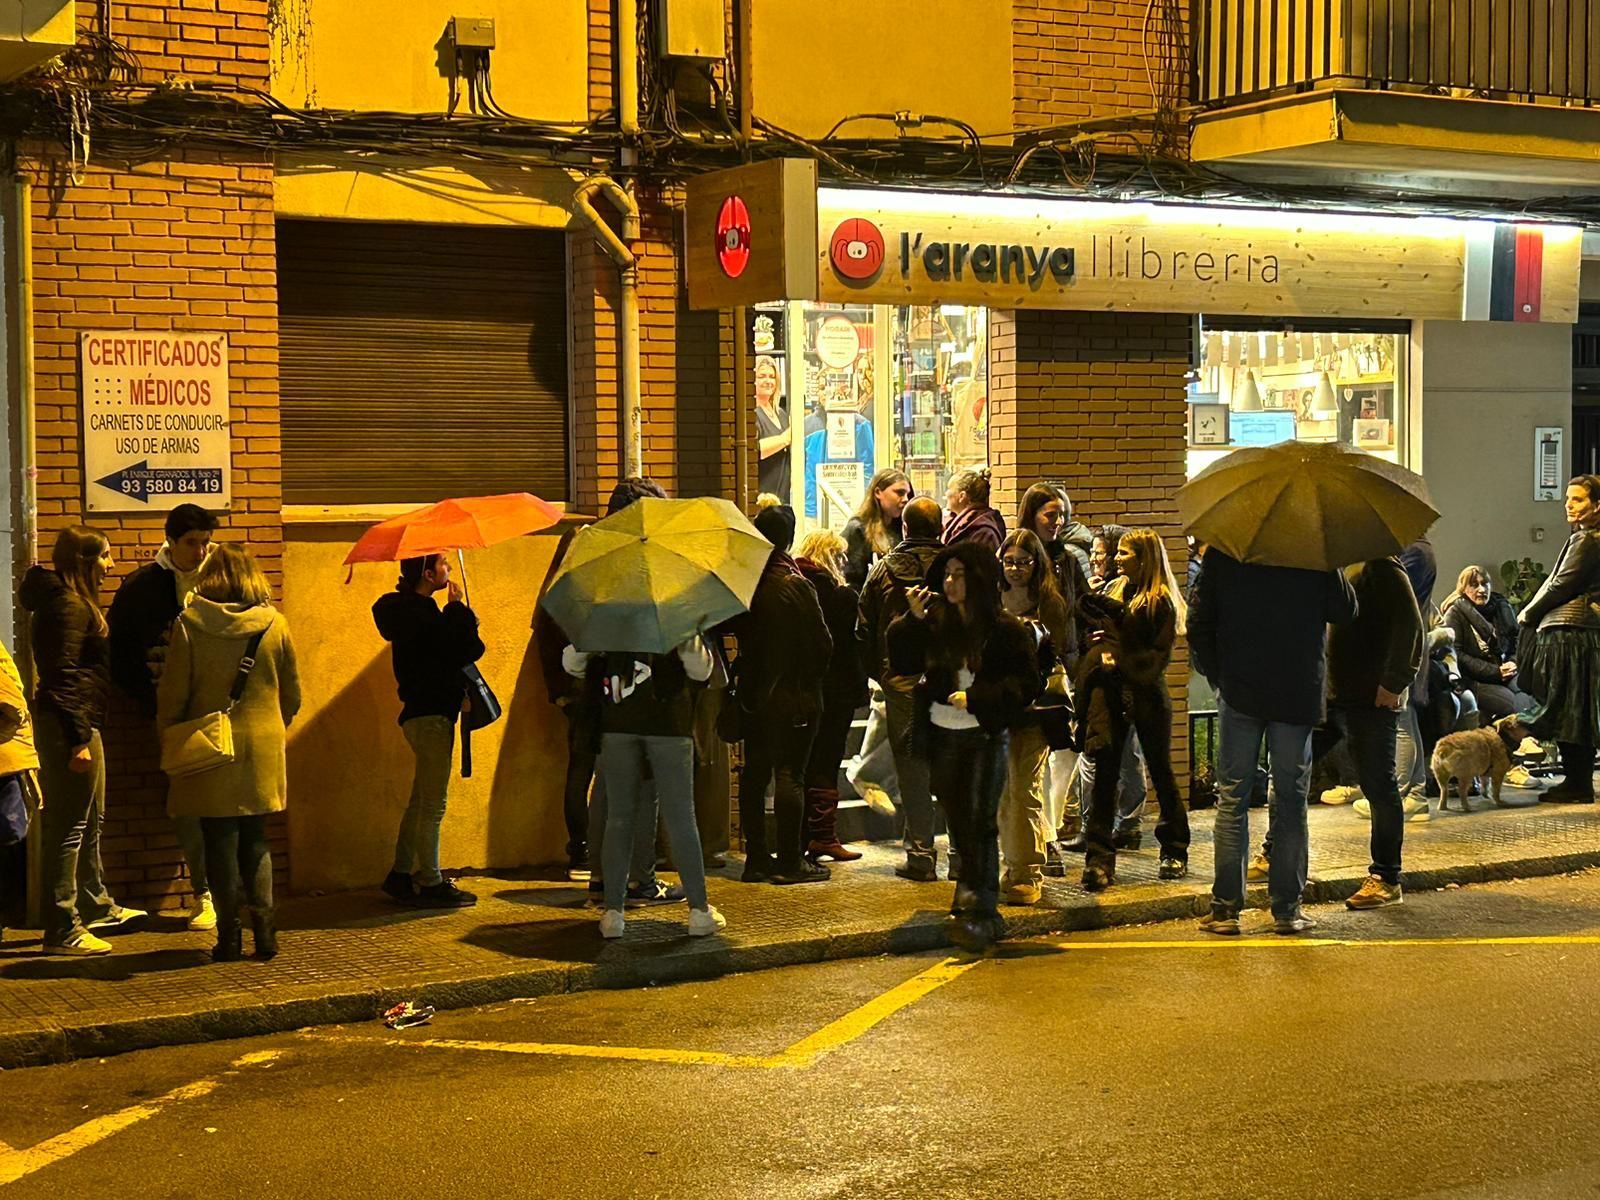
[564,636,726,940]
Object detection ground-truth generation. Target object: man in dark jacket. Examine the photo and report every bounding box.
[1059,490,1095,576]
[734,504,834,884]
[856,495,945,880]
[1329,556,1425,912]
[107,502,217,931]
[373,553,485,908]
[1189,547,1357,935]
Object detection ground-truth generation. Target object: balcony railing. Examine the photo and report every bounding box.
[1196,0,1600,107]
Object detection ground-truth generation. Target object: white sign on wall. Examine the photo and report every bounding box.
[81,332,231,513]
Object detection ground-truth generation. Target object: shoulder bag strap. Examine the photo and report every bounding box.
[227,624,271,709]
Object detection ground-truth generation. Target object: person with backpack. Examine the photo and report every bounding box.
[108,502,219,931]
[372,552,485,908]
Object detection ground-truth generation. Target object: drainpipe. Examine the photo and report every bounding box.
[732,0,753,510]
[572,176,642,478]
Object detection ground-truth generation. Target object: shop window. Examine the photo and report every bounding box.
[751,301,989,528]
[1187,324,1409,479]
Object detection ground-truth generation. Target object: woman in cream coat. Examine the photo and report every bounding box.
[158,545,300,962]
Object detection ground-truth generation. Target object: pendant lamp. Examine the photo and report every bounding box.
[1234,370,1264,412]
[1311,371,1339,420]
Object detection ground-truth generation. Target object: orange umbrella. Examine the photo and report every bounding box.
[344,493,563,566]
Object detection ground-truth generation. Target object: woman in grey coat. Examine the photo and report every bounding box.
[158,545,301,961]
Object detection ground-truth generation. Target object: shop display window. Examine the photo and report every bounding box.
[751,301,989,530]
[1187,324,1410,479]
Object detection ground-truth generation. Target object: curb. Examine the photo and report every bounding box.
[5,848,1600,1070]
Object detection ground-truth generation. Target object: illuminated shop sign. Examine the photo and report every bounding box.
[813,187,1579,323]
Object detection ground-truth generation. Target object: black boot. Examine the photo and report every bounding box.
[1544,743,1596,803]
[212,922,243,963]
[249,909,278,961]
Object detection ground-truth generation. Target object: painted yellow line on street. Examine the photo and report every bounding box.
[401,1039,777,1069]
[1049,933,1600,951]
[322,955,984,1071]
[0,1048,283,1189]
[0,1078,220,1187]
[774,955,981,1068]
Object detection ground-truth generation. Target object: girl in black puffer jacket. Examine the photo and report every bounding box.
[888,541,1041,951]
[21,526,143,955]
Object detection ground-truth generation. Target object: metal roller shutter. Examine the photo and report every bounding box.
[278,219,569,506]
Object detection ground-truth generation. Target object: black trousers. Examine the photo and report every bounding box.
[561,701,598,861]
[1085,680,1189,874]
[740,713,817,868]
[803,700,856,844]
[929,725,1008,918]
[200,815,272,935]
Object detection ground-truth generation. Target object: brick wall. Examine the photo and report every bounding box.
[989,308,1194,782]
[1013,0,1172,128]
[21,0,279,911]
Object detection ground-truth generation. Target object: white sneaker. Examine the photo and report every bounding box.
[598,909,626,939]
[1352,795,1430,822]
[1504,766,1543,789]
[687,905,726,937]
[86,904,147,931]
[1515,737,1545,758]
[1320,785,1362,806]
[187,892,217,932]
[47,930,113,956]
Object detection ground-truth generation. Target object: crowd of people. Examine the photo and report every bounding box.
[5,471,1598,961]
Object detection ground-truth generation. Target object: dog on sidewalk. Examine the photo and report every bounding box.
[1429,716,1531,812]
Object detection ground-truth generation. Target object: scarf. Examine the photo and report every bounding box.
[1447,595,1497,659]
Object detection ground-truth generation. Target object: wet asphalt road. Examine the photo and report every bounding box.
[5,872,1600,1199]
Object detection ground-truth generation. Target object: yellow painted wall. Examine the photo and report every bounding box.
[282,526,570,893]
[750,0,1014,139]
[272,0,588,122]
[274,156,577,228]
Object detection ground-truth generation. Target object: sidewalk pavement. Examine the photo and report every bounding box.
[2,789,1598,1069]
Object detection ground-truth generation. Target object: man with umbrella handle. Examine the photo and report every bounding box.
[372,553,485,909]
[564,636,726,940]
[1190,547,1358,936]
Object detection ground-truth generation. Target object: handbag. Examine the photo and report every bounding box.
[1030,664,1077,752]
[458,663,502,778]
[160,627,269,779]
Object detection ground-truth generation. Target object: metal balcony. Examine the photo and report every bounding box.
[1190,1,1600,193]
[1196,0,1600,107]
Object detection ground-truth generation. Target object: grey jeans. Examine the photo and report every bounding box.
[35,718,115,943]
[588,761,658,888]
[598,733,707,912]
[395,715,454,887]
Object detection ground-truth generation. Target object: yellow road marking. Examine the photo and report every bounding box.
[317,955,983,1071]
[0,1049,281,1188]
[1048,933,1600,951]
[774,955,980,1068]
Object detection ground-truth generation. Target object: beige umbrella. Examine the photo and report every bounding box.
[1178,441,1439,571]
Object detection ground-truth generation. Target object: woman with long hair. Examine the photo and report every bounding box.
[943,468,1006,552]
[1076,527,1191,890]
[1088,524,1128,591]
[21,526,146,955]
[842,469,911,588]
[889,542,1041,950]
[158,545,301,961]
[1441,565,1533,721]
[794,529,869,862]
[997,530,1069,904]
[1519,475,1600,801]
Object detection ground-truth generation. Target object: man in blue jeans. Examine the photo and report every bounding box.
[1327,556,1425,911]
[1189,547,1357,935]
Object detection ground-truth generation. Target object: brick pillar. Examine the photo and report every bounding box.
[990,308,1195,784]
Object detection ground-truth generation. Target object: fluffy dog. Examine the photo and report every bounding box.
[1428,716,1530,811]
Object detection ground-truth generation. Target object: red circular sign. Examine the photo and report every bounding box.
[716,195,751,279]
[829,218,885,281]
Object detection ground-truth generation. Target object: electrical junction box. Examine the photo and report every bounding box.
[450,16,496,49]
[658,0,724,60]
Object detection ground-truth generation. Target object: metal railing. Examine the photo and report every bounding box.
[1195,0,1600,107]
